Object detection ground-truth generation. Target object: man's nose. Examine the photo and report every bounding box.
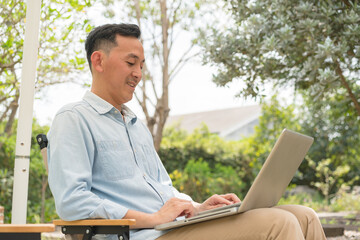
[132,67,142,80]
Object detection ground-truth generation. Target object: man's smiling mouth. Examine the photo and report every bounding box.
[127,81,136,88]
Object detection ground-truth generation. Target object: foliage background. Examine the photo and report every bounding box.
[1,0,360,223]
[161,96,360,206]
[0,120,55,223]
[200,0,360,116]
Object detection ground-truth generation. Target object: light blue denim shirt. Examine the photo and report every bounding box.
[48,91,192,240]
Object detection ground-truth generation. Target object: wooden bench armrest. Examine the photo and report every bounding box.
[53,219,136,226]
[0,224,55,233]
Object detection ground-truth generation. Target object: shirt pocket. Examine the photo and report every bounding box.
[96,140,135,181]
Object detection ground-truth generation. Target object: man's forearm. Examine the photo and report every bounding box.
[123,209,157,229]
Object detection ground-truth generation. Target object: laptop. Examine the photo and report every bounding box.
[155,129,313,231]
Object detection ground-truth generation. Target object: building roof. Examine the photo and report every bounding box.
[166,105,261,138]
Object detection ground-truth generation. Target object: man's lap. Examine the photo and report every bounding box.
[156,205,309,240]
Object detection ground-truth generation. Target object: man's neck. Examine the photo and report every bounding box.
[90,88,122,112]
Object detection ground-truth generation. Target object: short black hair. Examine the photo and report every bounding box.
[85,23,141,70]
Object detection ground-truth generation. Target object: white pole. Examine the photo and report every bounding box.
[11,0,42,224]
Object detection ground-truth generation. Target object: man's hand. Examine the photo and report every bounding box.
[151,197,196,225]
[124,195,240,229]
[125,197,195,229]
[195,193,241,213]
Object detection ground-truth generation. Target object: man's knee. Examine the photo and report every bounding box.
[272,208,300,227]
[244,208,303,238]
[270,209,304,239]
[276,205,319,224]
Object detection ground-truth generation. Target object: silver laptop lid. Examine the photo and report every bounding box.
[238,129,313,213]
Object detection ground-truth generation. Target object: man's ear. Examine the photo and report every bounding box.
[91,51,105,73]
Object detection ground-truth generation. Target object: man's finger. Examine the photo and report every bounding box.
[221,193,241,203]
[211,194,233,205]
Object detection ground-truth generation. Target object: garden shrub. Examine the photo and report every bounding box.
[170,159,245,202]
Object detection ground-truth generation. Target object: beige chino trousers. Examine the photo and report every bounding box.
[156,205,326,240]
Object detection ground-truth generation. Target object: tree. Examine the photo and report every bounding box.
[101,0,212,150]
[0,0,92,148]
[200,0,360,116]
[299,88,360,193]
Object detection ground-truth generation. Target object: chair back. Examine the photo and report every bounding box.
[36,134,48,173]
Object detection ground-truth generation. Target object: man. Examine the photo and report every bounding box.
[48,23,326,240]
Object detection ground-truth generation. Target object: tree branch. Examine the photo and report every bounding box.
[0,96,8,104]
[150,20,164,68]
[334,59,360,116]
[133,0,142,33]
[0,102,11,123]
[141,62,159,102]
[169,46,199,82]
[0,61,17,69]
[169,55,200,83]
[340,0,352,7]
[168,0,182,53]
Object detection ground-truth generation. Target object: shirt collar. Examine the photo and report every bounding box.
[121,104,137,123]
[83,91,113,114]
[83,91,138,124]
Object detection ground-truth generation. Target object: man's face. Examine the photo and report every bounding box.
[100,35,145,107]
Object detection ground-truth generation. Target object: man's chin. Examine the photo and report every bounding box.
[123,95,133,104]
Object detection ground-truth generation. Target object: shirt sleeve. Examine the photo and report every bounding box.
[47,109,128,220]
[171,187,193,201]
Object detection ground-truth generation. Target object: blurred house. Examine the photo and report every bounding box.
[165,105,261,140]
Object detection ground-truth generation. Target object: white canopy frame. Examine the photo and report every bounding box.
[11,0,42,224]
